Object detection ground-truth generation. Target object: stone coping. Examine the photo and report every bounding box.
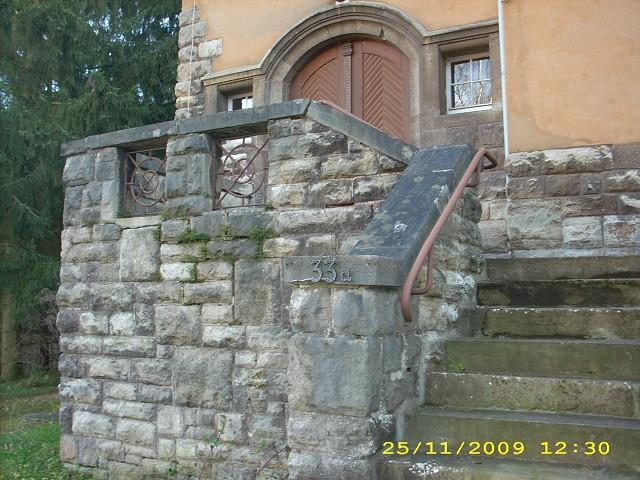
[60,100,417,164]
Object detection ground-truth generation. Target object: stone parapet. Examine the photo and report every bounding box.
[58,105,482,479]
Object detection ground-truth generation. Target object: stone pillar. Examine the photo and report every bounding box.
[165,133,215,216]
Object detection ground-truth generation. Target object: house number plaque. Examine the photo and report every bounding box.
[310,257,352,283]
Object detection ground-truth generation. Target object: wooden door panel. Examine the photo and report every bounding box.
[290,45,344,108]
[290,39,410,141]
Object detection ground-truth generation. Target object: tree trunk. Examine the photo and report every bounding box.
[1,289,18,380]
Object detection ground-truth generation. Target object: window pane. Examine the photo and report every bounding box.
[472,58,490,81]
[452,83,473,108]
[452,60,470,83]
[231,97,244,111]
[472,80,492,105]
[241,96,253,109]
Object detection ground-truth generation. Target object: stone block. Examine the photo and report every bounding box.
[288,452,374,480]
[104,382,137,401]
[619,194,640,214]
[268,118,305,138]
[109,312,135,336]
[131,359,172,386]
[100,179,120,222]
[103,399,156,421]
[103,337,155,357]
[138,385,172,404]
[604,169,640,192]
[63,153,95,186]
[202,325,245,348]
[227,208,276,236]
[234,260,281,325]
[160,262,194,281]
[161,219,188,242]
[580,173,603,195]
[506,177,544,199]
[82,182,102,207]
[115,419,155,447]
[563,217,603,248]
[321,152,379,179]
[217,413,247,443]
[290,287,331,333]
[478,170,506,200]
[198,38,223,58]
[176,60,211,82]
[134,281,183,304]
[87,357,130,381]
[504,151,542,177]
[603,215,640,247]
[479,220,509,253]
[155,305,200,345]
[201,303,234,324]
[166,195,211,216]
[174,347,233,408]
[269,159,320,185]
[612,142,640,169]
[60,378,102,405]
[63,185,83,227]
[60,335,102,355]
[78,312,108,335]
[63,242,119,264]
[287,412,380,456]
[309,179,353,207]
[276,205,372,234]
[178,21,207,48]
[268,135,297,162]
[562,194,618,218]
[160,243,203,262]
[191,210,227,236]
[119,227,160,281]
[353,174,398,202]
[541,146,612,175]
[298,132,348,158]
[332,287,401,336]
[57,309,80,334]
[92,283,135,310]
[183,281,233,304]
[246,326,290,351]
[288,334,381,416]
[263,237,302,257]
[57,283,91,309]
[93,223,121,241]
[267,184,307,208]
[506,199,562,250]
[304,234,336,255]
[544,174,582,197]
[158,406,185,436]
[178,6,199,26]
[196,261,233,280]
[60,435,78,463]
[73,411,115,439]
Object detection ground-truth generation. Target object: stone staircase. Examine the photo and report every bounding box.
[382,256,640,479]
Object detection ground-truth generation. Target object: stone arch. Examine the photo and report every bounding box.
[258,2,427,143]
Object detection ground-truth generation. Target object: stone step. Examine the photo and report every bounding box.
[402,407,640,471]
[380,457,639,479]
[481,307,640,339]
[485,255,640,282]
[444,338,640,380]
[477,279,640,307]
[425,372,640,418]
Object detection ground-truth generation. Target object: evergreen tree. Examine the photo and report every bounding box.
[0,0,180,378]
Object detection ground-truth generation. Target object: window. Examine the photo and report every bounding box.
[228,93,253,111]
[446,53,491,113]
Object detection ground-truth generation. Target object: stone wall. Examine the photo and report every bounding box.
[175,6,221,119]
[478,143,640,254]
[57,110,482,479]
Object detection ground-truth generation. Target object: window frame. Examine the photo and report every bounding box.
[445,52,492,114]
[227,92,254,112]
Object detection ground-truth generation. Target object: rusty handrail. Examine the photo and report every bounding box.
[400,147,498,322]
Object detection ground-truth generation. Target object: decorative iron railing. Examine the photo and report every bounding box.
[122,148,167,216]
[214,137,269,208]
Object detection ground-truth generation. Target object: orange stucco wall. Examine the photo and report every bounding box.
[185,0,497,71]
[504,0,640,152]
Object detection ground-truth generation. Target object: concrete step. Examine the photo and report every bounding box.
[380,457,639,479]
[402,407,640,471]
[485,255,640,282]
[477,279,640,307]
[481,307,640,339]
[425,372,640,418]
[444,338,640,380]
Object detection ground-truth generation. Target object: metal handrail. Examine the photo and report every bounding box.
[400,147,498,322]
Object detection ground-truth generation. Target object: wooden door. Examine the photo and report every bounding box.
[290,39,410,141]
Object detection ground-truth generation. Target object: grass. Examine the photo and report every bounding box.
[176,228,211,244]
[0,373,91,479]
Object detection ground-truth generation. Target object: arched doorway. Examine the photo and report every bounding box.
[290,39,411,142]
